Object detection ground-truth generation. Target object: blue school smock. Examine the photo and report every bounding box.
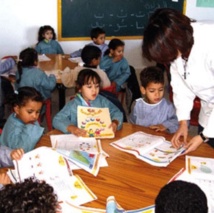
[35,40,64,54]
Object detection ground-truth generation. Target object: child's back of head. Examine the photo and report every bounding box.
[37,25,56,42]
[81,46,101,67]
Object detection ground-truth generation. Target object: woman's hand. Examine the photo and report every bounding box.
[67,125,87,137]
[182,135,204,154]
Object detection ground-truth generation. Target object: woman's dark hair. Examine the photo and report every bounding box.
[81,45,101,66]
[17,48,38,83]
[76,69,101,90]
[37,25,56,43]
[104,38,125,55]
[142,8,194,64]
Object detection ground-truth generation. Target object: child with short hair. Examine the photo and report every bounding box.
[155,180,208,213]
[100,38,131,92]
[53,69,123,136]
[16,48,56,100]
[0,87,44,152]
[129,66,178,133]
[70,27,108,58]
[35,25,64,54]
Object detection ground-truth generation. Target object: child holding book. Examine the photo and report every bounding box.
[16,48,56,100]
[0,87,44,153]
[70,27,108,58]
[35,25,64,54]
[129,66,178,133]
[53,69,123,137]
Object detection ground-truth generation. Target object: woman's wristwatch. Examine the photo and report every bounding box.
[199,132,209,142]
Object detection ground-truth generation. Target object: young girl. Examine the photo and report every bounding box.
[35,25,64,54]
[0,87,44,152]
[16,48,56,100]
[100,38,131,92]
[53,69,123,136]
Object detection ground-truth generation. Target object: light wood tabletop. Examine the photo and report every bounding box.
[36,122,214,210]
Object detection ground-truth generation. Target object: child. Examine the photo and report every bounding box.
[70,27,108,58]
[0,87,44,153]
[16,48,56,100]
[35,25,64,54]
[62,45,111,88]
[129,66,178,133]
[155,180,208,213]
[53,69,123,136]
[0,177,59,212]
[100,38,131,92]
[0,146,24,187]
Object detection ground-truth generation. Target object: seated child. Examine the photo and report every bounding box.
[53,69,123,136]
[0,145,24,188]
[129,66,178,133]
[16,48,56,100]
[155,180,208,213]
[62,45,111,88]
[0,87,44,152]
[100,38,131,92]
[0,177,58,212]
[70,27,108,58]
[35,25,64,54]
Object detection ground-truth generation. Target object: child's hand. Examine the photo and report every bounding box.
[149,124,166,132]
[109,120,119,133]
[10,148,24,161]
[67,125,87,137]
[111,82,117,89]
[0,173,11,185]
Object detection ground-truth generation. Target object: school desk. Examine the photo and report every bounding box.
[36,122,214,210]
[38,54,78,109]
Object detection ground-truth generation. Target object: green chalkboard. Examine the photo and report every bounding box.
[58,0,184,40]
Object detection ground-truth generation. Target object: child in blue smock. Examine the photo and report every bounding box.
[129,66,178,133]
[0,87,44,152]
[35,25,64,54]
[16,48,56,100]
[53,69,123,136]
[100,38,131,92]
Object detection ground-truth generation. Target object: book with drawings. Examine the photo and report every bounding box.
[50,134,109,176]
[111,131,184,167]
[77,106,115,139]
[7,146,97,206]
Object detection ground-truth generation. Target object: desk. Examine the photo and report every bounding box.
[38,54,78,109]
[36,122,214,210]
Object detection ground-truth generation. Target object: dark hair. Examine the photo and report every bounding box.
[76,69,101,89]
[90,27,105,39]
[17,48,38,83]
[140,66,164,88]
[37,25,56,43]
[105,38,125,55]
[0,177,58,213]
[81,45,101,66]
[143,8,194,64]
[9,87,43,108]
[155,180,208,213]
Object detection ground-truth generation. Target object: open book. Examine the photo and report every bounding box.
[111,131,184,167]
[77,106,115,138]
[50,134,109,176]
[7,146,97,206]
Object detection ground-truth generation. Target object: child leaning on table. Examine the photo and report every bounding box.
[53,69,123,137]
[35,25,64,54]
[129,66,178,133]
[0,87,44,153]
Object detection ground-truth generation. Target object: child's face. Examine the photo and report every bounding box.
[140,82,164,104]
[90,56,101,67]
[93,33,105,45]
[110,45,124,60]
[43,30,53,41]
[79,78,100,102]
[14,100,42,124]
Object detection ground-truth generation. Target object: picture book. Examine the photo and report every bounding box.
[7,146,97,206]
[111,131,184,167]
[77,106,115,138]
[50,134,109,176]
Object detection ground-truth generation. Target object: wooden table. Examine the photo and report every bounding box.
[36,122,214,210]
[38,54,78,109]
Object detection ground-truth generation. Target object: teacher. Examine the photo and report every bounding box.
[142,8,214,154]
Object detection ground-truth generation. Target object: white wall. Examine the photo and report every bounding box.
[0,0,214,70]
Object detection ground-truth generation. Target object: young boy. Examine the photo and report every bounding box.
[70,27,108,58]
[129,66,178,133]
[155,180,208,213]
